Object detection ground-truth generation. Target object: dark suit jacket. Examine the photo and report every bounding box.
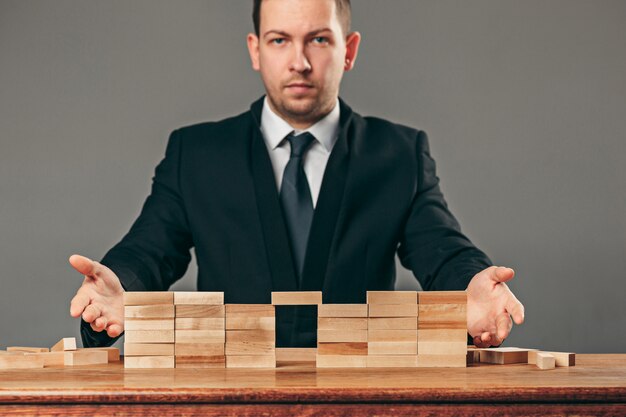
[81,96,491,347]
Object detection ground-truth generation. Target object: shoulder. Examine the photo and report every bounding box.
[173,109,253,143]
[352,113,429,152]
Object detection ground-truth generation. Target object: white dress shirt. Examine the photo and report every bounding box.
[260,97,340,208]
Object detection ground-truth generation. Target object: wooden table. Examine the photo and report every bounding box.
[0,354,624,416]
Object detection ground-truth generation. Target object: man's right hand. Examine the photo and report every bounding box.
[69,254,125,338]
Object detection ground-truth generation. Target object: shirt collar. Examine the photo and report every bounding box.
[260,96,340,152]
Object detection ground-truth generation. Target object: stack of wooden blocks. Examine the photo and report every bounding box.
[417,291,467,367]
[367,291,419,367]
[225,304,276,368]
[316,303,368,368]
[123,292,175,368]
[174,292,225,368]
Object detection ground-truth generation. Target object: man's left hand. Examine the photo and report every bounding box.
[466,266,525,348]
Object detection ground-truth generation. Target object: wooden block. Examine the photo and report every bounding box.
[366,291,417,305]
[175,330,225,343]
[174,292,224,305]
[318,317,368,330]
[417,291,467,305]
[317,342,368,356]
[50,337,77,352]
[416,354,466,368]
[175,343,224,356]
[367,342,417,355]
[175,355,225,368]
[527,350,575,367]
[315,354,366,368]
[225,316,276,330]
[226,354,276,368]
[24,351,65,366]
[271,291,322,305]
[125,305,175,319]
[124,330,175,344]
[535,352,556,370]
[0,355,44,369]
[77,347,120,362]
[175,305,225,318]
[417,329,467,343]
[417,341,467,355]
[225,330,275,343]
[7,347,49,353]
[318,304,368,318]
[123,292,173,306]
[64,350,108,366]
[368,317,417,330]
[225,341,276,355]
[125,319,175,331]
[467,349,481,365]
[124,343,175,356]
[275,348,317,362]
[0,350,24,355]
[224,304,274,317]
[317,329,367,343]
[366,355,418,367]
[418,304,467,329]
[367,329,417,342]
[124,356,175,369]
[479,347,530,365]
[175,317,225,330]
[368,304,418,317]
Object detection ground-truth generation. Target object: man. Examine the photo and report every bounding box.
[70,0,524,349]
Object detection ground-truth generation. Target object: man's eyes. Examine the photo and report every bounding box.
[269,37,329,45]
[312,36,329,44]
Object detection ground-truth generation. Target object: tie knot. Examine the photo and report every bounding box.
[286,132,315,158]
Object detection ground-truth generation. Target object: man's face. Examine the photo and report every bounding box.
[247,0,360,128]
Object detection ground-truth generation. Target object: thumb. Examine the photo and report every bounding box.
[69,254,97,278]
[491,266,515,284]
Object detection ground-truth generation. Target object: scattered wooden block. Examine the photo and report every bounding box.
[535,352,556,370]
[173,292,224,305]
[225,341,275,355]
[317,342,368,356]
[24,351,65,366]
[124,330,175,344]
[318,304,367,318]
[479,347,530,365]
[366,355,418,367]
[0,355,44,369]
[368,329,417,342]
[124,356,175,369]
[79,347,120,362]
[175,317,225,331]
[124,343,175,356]
[366,291,417,304]
[64,350,108,366]
[416,354,466,367]
[367,341,417,355]
[417,291,467,305]
[368,317,417,330]
[225,354,276,368]
[50,337,77,352]
[125,319,175,331]
[225,316,275,330]
[175,305,225,318]
[317,329,367,343]
[466,348,480,365]
[275,348,317,362]
[368,304,418,318]
[527,350,575,367]
[125,305,175,319]
[316,354,366,368]
[271,291,322,305]
[224,304,274,317]
[7,347,49,353]
[225,330,274,343]
[123,292,173,306]
[175,330,225,343]
[175,355,225,368]
[175,343,224,356]
[318,317,368,330]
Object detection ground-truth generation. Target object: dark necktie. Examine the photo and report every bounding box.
[280,132,316,283]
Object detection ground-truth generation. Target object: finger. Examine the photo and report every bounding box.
[94,316,108,330]
[70,292,91,318]
[90,320,106,332]
[480,331,491,344]
[82,304,102,323]
[494,312,512,344]
[506,295,525,325]
[107,323,123,338]
[490,266,515,283]
[69,254,99,278]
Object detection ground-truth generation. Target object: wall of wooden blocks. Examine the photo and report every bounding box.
[123,290,468,369]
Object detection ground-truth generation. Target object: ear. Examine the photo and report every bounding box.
[343,31,361,71]
[247,33,261,72]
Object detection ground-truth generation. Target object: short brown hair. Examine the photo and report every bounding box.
[252,0,351,37]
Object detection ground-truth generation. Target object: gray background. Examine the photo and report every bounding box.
[1,0,624,354]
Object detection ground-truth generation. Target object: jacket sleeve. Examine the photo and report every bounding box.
[397,130,492,291]
[80,129,194,347]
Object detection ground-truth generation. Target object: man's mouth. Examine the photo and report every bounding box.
[285,83,314,93]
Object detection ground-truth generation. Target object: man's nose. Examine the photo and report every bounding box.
[289,46,311,73]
